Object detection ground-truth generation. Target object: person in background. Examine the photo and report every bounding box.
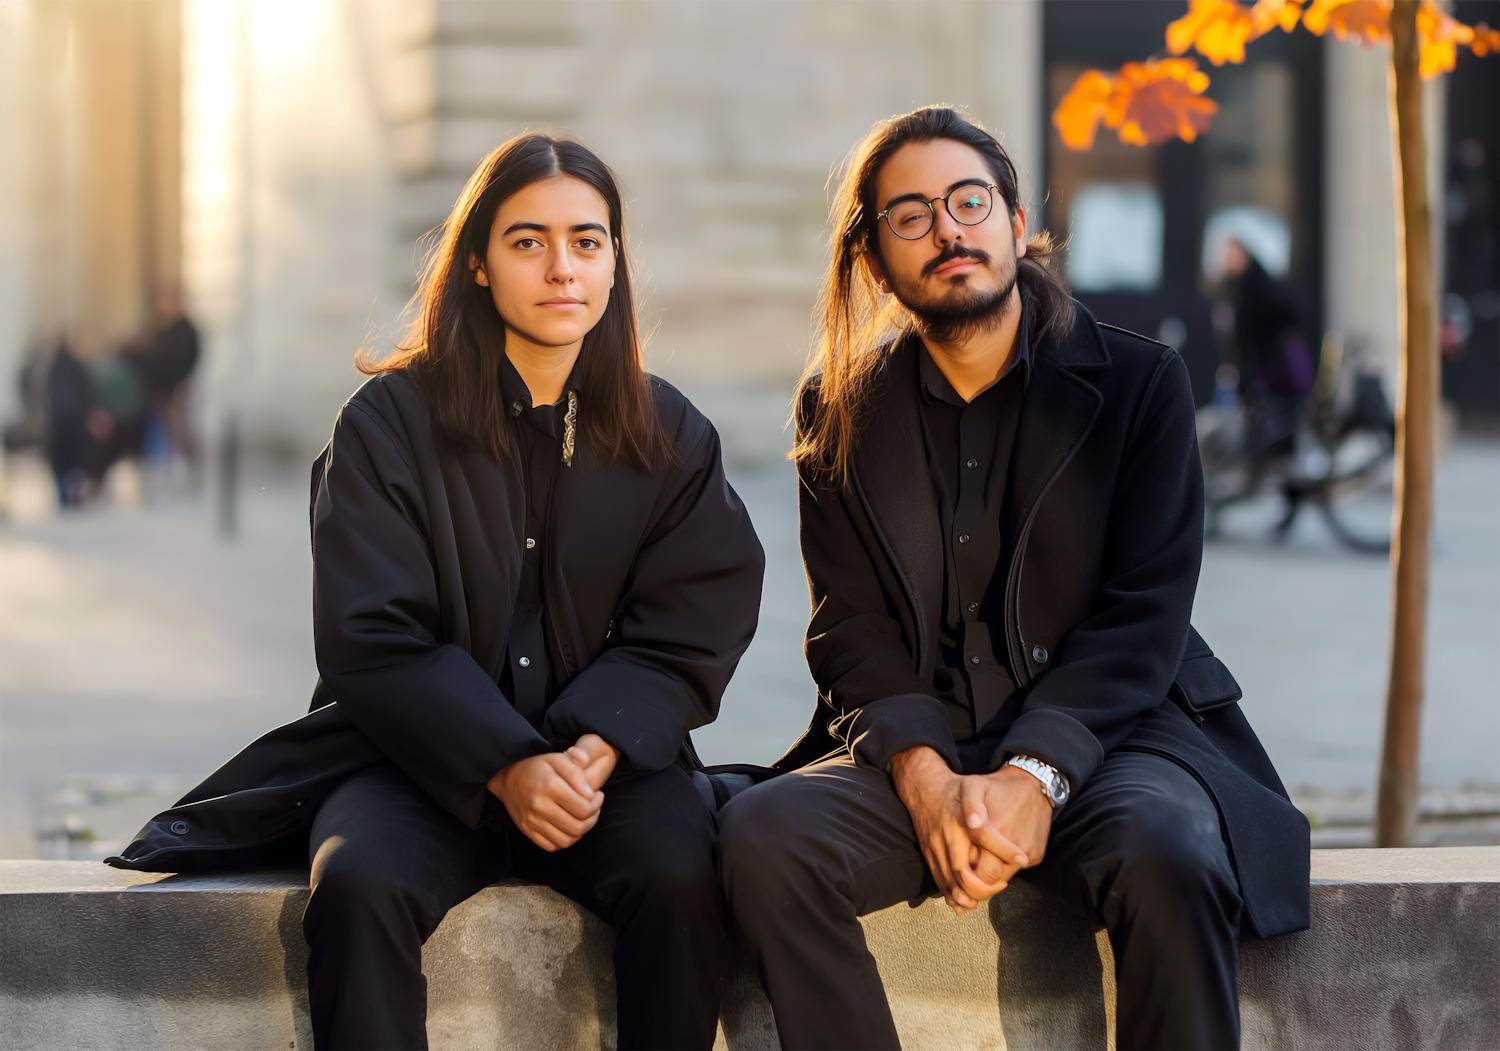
[128,286,200,475]
[1221,238,1315,458]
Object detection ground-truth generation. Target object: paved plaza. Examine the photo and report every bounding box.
[0,426,1495,858]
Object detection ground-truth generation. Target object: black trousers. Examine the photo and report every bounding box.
[303,763,727,1050]
[719,751,1243,1051]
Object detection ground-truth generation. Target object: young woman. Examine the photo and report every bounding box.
[107,134,765,1050]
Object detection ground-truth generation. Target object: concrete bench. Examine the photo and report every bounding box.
[2,848,1495,1050]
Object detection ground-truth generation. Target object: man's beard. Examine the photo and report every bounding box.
[886,242,1017,344]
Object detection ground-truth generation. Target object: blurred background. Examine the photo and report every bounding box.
[0,0,1494,860]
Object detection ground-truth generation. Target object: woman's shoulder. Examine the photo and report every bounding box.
[646,374,713,454]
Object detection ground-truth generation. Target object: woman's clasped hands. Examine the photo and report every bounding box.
[486,733,621,851]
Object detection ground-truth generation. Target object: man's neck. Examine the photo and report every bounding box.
[504,329,582,407]
[917,284,1022,403]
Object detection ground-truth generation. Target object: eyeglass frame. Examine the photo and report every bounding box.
[875,182,1000,241]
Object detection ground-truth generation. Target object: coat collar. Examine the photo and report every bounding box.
[849,302,1108,670]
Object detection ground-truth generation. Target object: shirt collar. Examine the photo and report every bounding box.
[498,350,584,417]
[917,300,1032,407]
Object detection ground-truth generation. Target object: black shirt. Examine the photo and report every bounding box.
[915,308,1032,772]
[497,352,583,728]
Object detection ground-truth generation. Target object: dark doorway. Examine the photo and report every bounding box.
[1042,0,1325,406]
[1443,0,1500,432]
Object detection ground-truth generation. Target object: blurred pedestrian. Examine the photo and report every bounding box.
[1222,238,1315,459]
[126,286,200,476]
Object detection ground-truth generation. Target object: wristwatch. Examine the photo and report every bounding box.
[1005,755,1071,809]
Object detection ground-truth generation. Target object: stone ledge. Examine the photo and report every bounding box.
[1,848,1495,1051]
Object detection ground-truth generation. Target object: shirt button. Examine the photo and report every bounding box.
[958,533,970,544]
[1032,645,1049,664]
[966,458,978,469]
[525,538,536,549]
[967,602,978,612]
[518,656,531,667]
[970,655,980,665]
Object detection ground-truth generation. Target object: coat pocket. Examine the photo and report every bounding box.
[1169,629,1244,724]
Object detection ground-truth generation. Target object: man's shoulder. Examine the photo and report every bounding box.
[1094,322,1178,372]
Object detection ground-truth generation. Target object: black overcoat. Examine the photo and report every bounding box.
[781,305,1310,939]
[107,371,765,872]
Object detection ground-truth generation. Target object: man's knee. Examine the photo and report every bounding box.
[719,777,838,911]
[1087,788,1239,918]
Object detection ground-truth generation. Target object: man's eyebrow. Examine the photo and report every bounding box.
[881,178,992,211]
[502,221,609,236]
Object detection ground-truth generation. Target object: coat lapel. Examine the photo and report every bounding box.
[1007,312,1109,538]
[850,338,943,671]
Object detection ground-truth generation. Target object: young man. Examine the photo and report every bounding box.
[719,108,1309,1051]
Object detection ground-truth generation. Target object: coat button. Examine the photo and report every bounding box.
[967,602,978,612]
[970,655,980,665]
[518,656,531,667]
[966,458,978,469]
[525,538,536,549]
[1032,645,1049,664]
[170,821,189,835]
[511,401,523,416]
[957,533,970,544]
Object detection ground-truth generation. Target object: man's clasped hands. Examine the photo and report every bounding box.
[890,745,1054,916]
[487,734,620,852]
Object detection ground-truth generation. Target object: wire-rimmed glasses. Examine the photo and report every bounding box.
[877,182,998,240]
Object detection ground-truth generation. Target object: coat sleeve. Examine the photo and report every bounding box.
[312,397,553,829]
[541,421,765,773]
[797,390,959,773]
[995,349,1204,791]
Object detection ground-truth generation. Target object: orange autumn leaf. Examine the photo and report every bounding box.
[1471,23,1500,57]
[1166,0,1303,65]
[1115,59,1220,145]
[1053,59,1219,151]
[1301,0,1391,45]
[1416,0,1476,76]
[1052,68,1118,150]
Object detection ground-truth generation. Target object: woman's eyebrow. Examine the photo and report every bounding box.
[502,221,609,236]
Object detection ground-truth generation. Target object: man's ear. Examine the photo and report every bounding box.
[469,252,490,288]
[864,252,891,294]
[1012,206,1028,260]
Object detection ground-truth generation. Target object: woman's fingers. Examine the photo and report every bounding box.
[543,753,597,800]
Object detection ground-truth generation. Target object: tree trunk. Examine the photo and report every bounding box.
[1375,0,1438,848]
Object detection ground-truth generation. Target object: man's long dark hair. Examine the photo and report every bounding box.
[358,133,676,473]
[793,107,1075,487]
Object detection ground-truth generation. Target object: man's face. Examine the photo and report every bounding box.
[867,139,1027,340]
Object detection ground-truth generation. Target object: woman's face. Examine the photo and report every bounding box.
[474,174,616,350]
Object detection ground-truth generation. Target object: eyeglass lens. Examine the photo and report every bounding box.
[885,184,993,240]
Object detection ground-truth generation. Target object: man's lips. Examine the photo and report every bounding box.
[931,258,980,277]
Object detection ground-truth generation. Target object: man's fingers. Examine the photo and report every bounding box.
[966,820,1028,868]
[960,777,990,830]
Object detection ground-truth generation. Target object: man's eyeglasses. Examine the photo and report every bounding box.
[877,183,997,241]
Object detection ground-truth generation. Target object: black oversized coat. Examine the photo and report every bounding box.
[107,371,764,872]
[780,306,1310,939]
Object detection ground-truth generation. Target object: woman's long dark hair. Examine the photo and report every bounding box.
[358,133,676,473]
[793,106,1075,487]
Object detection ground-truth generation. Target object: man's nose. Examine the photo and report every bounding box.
[932,205,964,246]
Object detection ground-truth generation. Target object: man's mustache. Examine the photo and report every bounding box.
[921,242,991,278]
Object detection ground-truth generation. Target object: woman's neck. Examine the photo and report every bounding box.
[504,329,582,407]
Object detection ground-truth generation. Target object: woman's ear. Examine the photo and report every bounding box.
[469,252,490,288]
[611,237,619,289]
